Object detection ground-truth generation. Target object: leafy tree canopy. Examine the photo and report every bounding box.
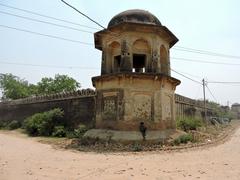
[37,74,80,94]
[0,73,80,100]
[0,73,34,100]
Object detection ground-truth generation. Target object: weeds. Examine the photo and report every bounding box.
[173,134,193,145]
[177,116,203,132]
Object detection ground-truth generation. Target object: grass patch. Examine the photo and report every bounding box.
[130,142,143,152]
[0,120,21,130]
[173,134,194,145]
[7,120,21,130]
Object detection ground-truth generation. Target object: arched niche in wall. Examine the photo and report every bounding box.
[160,45,169,75]
[108,41,121,73]
[132,39,151,73]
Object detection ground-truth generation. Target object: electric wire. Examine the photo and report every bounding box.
[0,24,94,45]
[207,81,240,84]
[171,68,202,85]
[206,85,218,102]
[171,68,202,79]
[0,2,100,30]
[0,61,99,70]
[2,22,239,66]
[172,57,240,66]
[61,0,106,29]
[0,10,94,34]
[1,2,240,105]
[173,46,240,60]
[1,2,240,60]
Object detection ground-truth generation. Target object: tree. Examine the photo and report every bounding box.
[0,73,35,100]
[36,74,80,95]
[0,73,80,100]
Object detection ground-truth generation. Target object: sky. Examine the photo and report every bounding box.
[0,0,240,106]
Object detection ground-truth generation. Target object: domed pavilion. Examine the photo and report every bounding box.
[88,9,181,141]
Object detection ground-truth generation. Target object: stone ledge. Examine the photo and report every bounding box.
[84,129,185,142]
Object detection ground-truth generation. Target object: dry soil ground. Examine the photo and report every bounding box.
[1,124,240,180]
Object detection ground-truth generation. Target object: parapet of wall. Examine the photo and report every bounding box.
[175,94,213,119]
[0,89,96,128]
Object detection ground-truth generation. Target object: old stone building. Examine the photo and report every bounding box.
[88,9,181,140]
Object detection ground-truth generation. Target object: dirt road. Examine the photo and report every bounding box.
[1,127,240,180]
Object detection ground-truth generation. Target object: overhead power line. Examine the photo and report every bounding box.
[61,0,106,29]
[2,23,240,68]
[174,46,240,60]
[0,61,99,70]
[1,2,240,61]
[0,10,94,34]
[171,68,202,85]
[205,85,218,102]
[0,2,100,30]
[171,68,202,79]
[207,81,240,84]
[0,24,94,45]
[172,57,240,66]
[1,23,240,67]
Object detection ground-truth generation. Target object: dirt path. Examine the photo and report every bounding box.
[1,127,240,180]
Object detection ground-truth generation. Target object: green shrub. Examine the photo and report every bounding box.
[52,126,66,137]
[66,131,77,139]
[130,143,143,152]
[7,120,21,130]
[23,108,64,136]
[177,117,202,132]
[66,124,88,138]
[0,121,8,129]
[74,124,88,137]
[173,134,193,145]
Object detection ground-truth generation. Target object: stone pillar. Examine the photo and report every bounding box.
[101,50,107,75]
[151,50,160,73]
[120,40,132,72]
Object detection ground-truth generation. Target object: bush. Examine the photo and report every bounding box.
[130,143,143,152]
[66,124,88,138]
[74,124,88,137]
[52,126,66,137]
[173,134,193,145]
[7,120,21,130]
[0,121,8,129]
[177,117,202,132]
[23,108,64,136]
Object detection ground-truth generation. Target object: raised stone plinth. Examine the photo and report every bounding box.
[84,129,185,143]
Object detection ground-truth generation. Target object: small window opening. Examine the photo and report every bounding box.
[114,55,121,72]
[133,54,146,73]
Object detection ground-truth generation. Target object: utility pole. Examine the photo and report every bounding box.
[202,79,207,122]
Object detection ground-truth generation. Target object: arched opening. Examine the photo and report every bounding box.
[160,45,169,75]
[132,39,150,73]
[108,41,121,73]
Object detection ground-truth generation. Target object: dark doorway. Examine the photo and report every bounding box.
[114,55,121,72]
[133,54,146,73]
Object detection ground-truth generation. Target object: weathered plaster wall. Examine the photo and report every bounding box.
[93,73,180,131]
[0,89,96,128]
[175,94,213,119]
[0,90,213,128]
